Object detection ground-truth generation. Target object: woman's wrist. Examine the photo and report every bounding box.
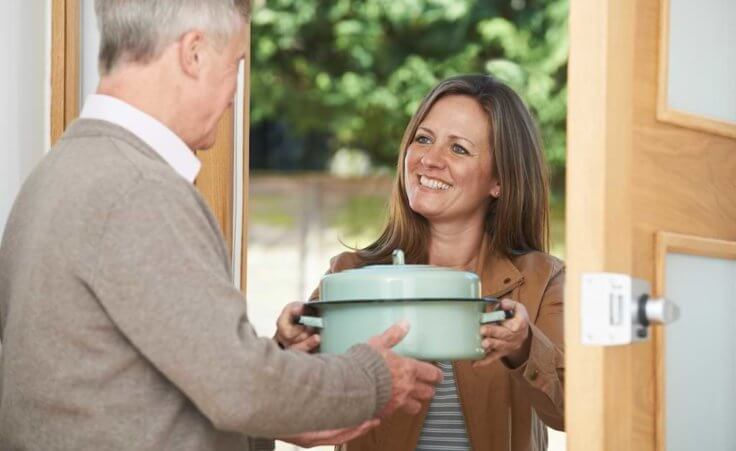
[503,325,532,368]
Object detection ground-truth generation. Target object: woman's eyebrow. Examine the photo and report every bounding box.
[418,126,476,147]
[449,134,476,147]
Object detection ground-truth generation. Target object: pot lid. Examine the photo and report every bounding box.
[319,249,481,302]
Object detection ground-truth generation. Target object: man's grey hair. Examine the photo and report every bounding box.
[95,0,251,75]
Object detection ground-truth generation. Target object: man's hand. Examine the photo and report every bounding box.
[274,302,321,352]
[280,419,381,448]
[368,322,443,417]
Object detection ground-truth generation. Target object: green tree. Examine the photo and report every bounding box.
[251,0,568,182]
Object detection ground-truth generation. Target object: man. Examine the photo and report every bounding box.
[0,1,441,450]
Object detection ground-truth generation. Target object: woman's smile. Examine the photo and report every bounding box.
[418,174,453,191]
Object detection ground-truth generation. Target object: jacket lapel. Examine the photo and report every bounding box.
[478,252,525,299]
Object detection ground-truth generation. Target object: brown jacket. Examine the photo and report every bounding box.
[313,250,565,451]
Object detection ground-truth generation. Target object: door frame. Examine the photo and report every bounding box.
[566,0,638,449]
[51,0,80,144]
[49,0,251,293]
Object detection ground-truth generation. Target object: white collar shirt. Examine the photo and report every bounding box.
[80,94,201,183]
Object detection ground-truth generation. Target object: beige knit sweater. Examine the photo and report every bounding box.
[0,119,391,451]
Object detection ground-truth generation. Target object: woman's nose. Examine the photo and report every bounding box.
[420,144,446,169]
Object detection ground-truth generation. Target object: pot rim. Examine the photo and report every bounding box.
[310,296,498,306]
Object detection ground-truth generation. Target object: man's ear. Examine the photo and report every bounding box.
[179,30,206,79]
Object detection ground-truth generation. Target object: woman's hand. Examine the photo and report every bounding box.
[280,419,380,448]
[274,301,321,352]
[474,299,532,369]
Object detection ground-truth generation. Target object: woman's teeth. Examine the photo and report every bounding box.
[419,175,451,191]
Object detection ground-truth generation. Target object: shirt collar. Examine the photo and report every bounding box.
[80,94,201,183]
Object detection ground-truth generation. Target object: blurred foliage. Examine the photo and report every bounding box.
[251,0,568,178]
[248,193,296,227]
[249,184,565,257]
[329,194,389,247]
[549,196,565,259]
[328,192,565,257]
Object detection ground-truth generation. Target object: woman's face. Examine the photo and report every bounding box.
[404,95,500,225]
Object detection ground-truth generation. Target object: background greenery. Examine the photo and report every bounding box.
[248,0,568,257]
[251,0,568,186]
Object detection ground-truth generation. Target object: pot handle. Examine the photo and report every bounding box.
[297,316,324,329]
[481,309,514,324]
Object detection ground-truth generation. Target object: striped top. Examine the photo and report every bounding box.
[416,361,471,451]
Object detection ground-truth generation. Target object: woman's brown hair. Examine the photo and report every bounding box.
[359,74,550,264]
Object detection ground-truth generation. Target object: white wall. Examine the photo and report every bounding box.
[81,0,100,102]
[0,1,51,238]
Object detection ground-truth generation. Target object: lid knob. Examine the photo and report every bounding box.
[392,249,405,265]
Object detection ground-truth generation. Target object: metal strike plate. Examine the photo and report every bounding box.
[581,273,651,346]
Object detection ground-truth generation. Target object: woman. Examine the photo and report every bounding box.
[277,74,564,451]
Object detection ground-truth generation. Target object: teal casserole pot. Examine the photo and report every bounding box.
[299,250,511,360]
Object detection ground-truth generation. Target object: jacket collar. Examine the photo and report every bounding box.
[477,251,525,298]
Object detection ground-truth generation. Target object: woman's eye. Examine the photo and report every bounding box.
[415,135,432,145]
[452,144,469,155]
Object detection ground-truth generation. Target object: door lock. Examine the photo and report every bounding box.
[581,273,680,346]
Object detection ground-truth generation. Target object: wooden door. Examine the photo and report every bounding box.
[51,0,250,291]
[566,0,736,450]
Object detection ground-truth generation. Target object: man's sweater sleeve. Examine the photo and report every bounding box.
[89,179,392,437]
